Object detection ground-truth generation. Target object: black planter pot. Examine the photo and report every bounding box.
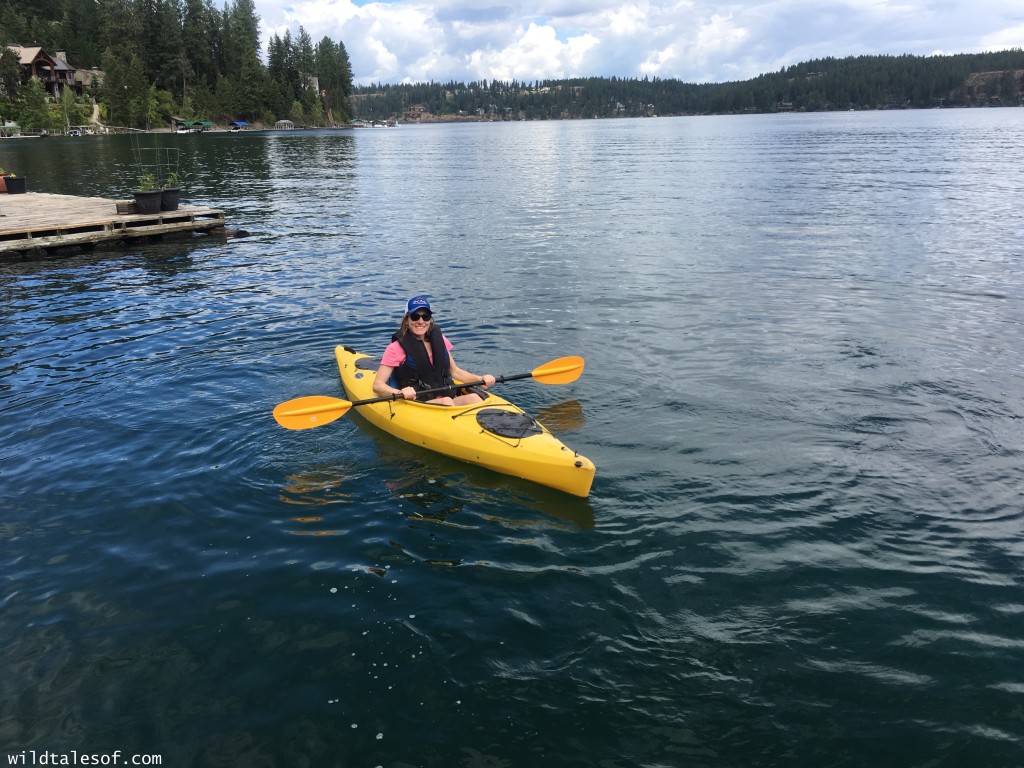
[160,187,181,211]
[133,189,162,214]
[5,176,26,194]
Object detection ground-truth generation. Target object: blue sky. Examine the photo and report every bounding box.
[253,0,1024,86]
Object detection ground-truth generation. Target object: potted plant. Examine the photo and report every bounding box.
[4,172,27,194]
[161,171,181,211]
[133,172,162,214]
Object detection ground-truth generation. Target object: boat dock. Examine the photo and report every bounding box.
[0,192,227,260]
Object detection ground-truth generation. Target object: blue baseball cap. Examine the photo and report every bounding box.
[406,295,431,314]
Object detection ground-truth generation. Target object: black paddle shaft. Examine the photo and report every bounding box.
[351,373,524,408]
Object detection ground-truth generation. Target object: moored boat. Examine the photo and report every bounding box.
[336,345,595,497]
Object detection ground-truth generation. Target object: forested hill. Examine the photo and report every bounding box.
[355,51,1024,120]
[0,0,354,127]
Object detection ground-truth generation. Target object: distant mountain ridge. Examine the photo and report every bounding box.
[352,51,1024,121]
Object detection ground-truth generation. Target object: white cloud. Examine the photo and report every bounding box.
[465,22,599,81]
[606,3,648,36]
[363,36,402,81]
[640,45,678,75]
[981,24,1024,52]
[253,0,1024,85]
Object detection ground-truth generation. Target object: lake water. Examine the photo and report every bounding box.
[2,110,1023,766]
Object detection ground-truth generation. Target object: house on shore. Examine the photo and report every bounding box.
[5,44,81,97]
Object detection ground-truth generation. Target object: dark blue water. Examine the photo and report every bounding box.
[2,111,1023,766]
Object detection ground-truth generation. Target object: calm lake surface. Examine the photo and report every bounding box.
[2,110,1023,767]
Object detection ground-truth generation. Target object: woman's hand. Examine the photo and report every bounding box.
[481,374,496,388]
[400,386,417,400]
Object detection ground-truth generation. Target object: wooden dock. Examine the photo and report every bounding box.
[0,192,227,260]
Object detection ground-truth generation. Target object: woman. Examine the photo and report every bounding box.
[373,296,496,406]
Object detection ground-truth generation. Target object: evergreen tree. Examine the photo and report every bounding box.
[148,0,184,93]
[98,0,144,59]
[267,33,288,83]
[123,52,150,126]
[295,26,314,81]
[60,84,85,126]
[315,37,353,122]
[61,0,103,67]
[181,0,217,87]
[19,77,54,129]
[0,47,21,100]
[220,0,260,76]
[99,47,129,125]
[235,55,266,121]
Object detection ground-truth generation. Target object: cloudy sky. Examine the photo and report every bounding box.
[254,0,1024,86]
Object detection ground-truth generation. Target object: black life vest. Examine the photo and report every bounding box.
[393,327,457,401]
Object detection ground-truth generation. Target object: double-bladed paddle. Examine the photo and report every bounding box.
[273,355,584,431]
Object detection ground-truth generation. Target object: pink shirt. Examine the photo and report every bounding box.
[381,335,454,368]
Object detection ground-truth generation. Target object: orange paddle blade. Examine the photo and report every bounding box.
[531,356,584,384]
[273,395,352,430]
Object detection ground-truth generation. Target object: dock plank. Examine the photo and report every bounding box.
[0,192,226,255]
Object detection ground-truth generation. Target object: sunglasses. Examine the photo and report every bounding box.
[409,312,432,321]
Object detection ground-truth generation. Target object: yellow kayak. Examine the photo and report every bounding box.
[335,345,595,497]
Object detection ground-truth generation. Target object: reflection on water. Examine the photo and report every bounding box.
[535,398,586,432]
[277,410,597,531]
[279,464,356,507]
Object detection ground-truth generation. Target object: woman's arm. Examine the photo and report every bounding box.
[449,355,496,388]
[373,364,417,400]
